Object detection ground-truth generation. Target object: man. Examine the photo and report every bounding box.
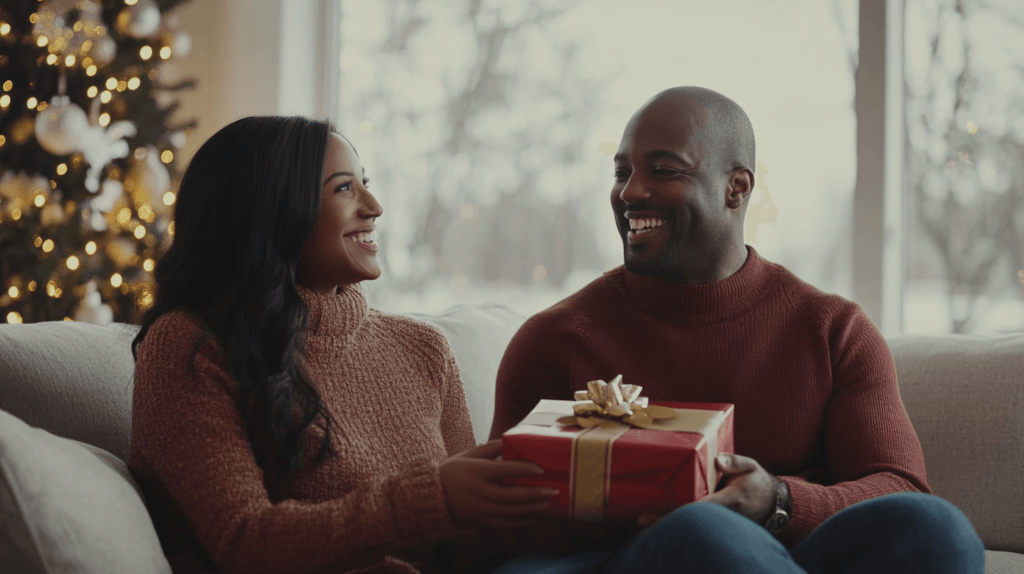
[488,87,983,572]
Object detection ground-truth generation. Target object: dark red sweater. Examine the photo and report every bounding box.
[490,246,929,544]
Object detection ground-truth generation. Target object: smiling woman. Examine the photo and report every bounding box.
[124,116,560,573]
[297,133,384,292]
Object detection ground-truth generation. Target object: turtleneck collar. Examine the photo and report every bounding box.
[608,246,780,325]
[297,283,369,338]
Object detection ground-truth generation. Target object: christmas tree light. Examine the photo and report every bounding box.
[0,0,196,324]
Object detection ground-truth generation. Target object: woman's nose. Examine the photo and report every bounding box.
[360,188,384,218]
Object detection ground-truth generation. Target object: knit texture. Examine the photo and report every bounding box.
[129,284,477,574]
[489,246,930,546]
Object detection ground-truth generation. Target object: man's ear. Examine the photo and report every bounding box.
[725,167,754,210]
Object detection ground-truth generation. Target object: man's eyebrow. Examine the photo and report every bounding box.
[646,150,694,168]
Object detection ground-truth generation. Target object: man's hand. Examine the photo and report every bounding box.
[439,439,560,529]
[698,453,777,524]
[634,454,778,529]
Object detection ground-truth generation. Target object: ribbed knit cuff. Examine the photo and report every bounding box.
[393,459,457,544]
[778,476,817,545]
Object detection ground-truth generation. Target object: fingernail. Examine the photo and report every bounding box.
[530,466,545,475]
[717,454,731,466]
[544,488,560,497]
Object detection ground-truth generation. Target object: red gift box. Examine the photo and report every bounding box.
[502,399,734,522]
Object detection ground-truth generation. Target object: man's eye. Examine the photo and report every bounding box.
[613,169,629,181]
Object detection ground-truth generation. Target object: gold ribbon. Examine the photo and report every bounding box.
[513,376,728,521]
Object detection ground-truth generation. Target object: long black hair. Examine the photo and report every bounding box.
[132,116,338,482]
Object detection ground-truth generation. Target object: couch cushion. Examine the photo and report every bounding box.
[984,550,1024,574]
[408,304,526,444]
[888,332,1024,554]
[0,321,140,462]
[0,408,171,574]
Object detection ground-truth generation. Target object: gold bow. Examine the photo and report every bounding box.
[556,374,677,429]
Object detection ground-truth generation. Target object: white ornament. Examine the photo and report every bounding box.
[91,35,117,67]
[88,211,108,232]
[161,29,192,58]
[125,147,171,211]
[78,120,136,192]
[117,0,161,38]
[169,130,187,149]
[74,281,113,325]
[35,96,89,156]
[90,178,124,213]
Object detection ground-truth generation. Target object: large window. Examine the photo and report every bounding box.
[335,0,859,316]
[903,0,1024,333]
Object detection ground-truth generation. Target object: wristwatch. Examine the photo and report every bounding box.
[762,478,791,536]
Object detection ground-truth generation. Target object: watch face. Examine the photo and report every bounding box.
[765,510,789,534]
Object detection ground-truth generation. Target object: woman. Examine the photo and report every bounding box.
[129,116,557,574]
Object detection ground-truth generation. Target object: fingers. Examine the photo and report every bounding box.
[481,483,559,504]
[488,459,546,479]
[715,453,759,475]
[457,439,504,459]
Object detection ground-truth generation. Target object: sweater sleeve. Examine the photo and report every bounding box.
[129,314,459,574]
[438,337,477,454]
[779,304,930,544]
[489,313,574,439]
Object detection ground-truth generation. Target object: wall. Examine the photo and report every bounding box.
[168,0,333,167]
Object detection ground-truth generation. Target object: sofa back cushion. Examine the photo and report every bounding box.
[889,332,1024,554]
[0,321,138,462]
[0,408,171,574]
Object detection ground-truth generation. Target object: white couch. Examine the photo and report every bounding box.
[0,306,1021,573]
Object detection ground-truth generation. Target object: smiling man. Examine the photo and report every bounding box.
[488,87,984,573]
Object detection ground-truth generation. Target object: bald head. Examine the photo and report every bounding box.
[642,86,755,176]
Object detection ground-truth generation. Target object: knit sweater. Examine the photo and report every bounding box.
[489,246,930,546]
[129,284,477,574]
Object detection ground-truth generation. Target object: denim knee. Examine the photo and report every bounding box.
[610,502,794,573]
[848,493,984,569]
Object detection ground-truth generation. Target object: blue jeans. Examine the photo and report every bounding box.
[490,493,984,573]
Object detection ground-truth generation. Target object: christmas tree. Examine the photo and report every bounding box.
[0,0,195,325]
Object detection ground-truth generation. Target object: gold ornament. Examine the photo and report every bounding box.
[0,171,50,205]
[124,146,171,214]
[32,0,109,63]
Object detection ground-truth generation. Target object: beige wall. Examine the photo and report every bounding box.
[167,0,334,167]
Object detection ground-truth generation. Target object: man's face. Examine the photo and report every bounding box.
[610,98,728,282]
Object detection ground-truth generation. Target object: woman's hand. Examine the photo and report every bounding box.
[440,439,559,529]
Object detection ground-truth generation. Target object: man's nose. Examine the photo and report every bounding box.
[618,174,651,204]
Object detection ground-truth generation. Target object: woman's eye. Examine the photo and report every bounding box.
[335,182,352,193]
[362,178,370,189]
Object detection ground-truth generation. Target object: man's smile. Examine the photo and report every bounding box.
[625,215,669,245]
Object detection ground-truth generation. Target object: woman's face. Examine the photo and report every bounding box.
[297,134,384,294]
